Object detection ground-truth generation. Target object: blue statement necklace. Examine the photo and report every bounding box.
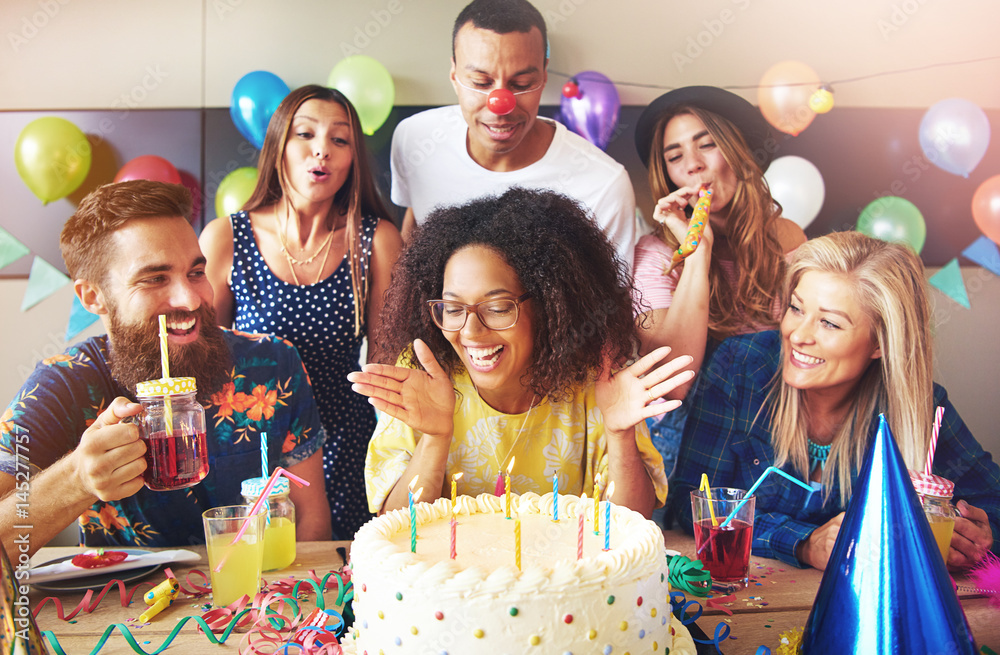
[808,439,832,473]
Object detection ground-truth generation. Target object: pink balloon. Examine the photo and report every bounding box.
[972,174,1000,245]
[114,155,181,185]
[178,170,203,225]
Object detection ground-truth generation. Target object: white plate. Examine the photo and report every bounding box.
[30,548,163,593]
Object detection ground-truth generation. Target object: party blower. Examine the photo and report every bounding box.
[667,186,712,274]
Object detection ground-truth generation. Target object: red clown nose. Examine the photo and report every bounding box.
[487,88,516,115]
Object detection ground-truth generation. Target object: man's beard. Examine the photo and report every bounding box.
[107,304,232,404]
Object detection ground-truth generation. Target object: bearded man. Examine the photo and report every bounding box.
[0,180,331,557]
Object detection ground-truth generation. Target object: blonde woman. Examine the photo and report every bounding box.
[670,232,999,571]
[201,85,403,539]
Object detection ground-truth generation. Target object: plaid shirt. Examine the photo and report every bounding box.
[669,330,1000,567]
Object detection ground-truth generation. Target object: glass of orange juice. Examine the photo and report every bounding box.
[909,471,957,564]
[202,505,266,606]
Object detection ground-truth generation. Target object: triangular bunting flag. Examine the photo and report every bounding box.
[928,259,970,309]
[961,235,1000,277]
[0,227,30,270]
[65,294,99,341]
[802,416,976,654]
[20,256,70,312]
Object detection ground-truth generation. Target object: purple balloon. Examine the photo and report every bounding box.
[558,71,620,150]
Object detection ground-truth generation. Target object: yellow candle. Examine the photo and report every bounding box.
[505,457,515,519]
[593,476,601,535]
[451,472,463,510]
[514,512,521,571]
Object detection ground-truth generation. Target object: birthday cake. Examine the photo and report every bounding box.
[344,492,694,654]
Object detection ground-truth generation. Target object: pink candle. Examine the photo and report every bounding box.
[450,515,457,559]
[577,493,587,560]
[505,457,514,519]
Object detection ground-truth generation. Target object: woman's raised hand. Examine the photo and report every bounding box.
[347,339,455,439]
[653,186,715,256]
[595,346,695,435]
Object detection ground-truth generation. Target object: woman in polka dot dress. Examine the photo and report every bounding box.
[201,85,403,539]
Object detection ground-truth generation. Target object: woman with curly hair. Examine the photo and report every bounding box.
[349,187,694,517]
[632,86,807,480]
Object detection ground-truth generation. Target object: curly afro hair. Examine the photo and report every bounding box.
[375,187,639,402]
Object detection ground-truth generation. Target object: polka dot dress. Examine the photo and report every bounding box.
[230,211,378,539]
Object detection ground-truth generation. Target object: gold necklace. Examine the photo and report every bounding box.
[275,204,336,285]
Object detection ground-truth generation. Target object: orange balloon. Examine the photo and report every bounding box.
[972,174,1000,245]
[757,61,821,136]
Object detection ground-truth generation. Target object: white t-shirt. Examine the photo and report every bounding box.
[390,105,640,271]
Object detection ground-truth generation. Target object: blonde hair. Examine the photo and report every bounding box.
[647,106,786,341]
[767,231,933,504]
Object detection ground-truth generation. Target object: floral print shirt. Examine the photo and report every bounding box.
[364,368,668,513]
[0,329,325,547]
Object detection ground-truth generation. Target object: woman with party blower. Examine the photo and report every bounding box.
[201,85,403,539]
[669,231,1000,570]
[631,87,807,477]
[350,187,695,518]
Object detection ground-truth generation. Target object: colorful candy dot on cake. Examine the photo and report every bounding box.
[362,584,367,592]
[619,620,628,631]
[378,611,384,619]
[587,629,598,640]
[607,595,615,605]
[650,607,657,618]
[410,626,418,635]
[603,646,612,655]
[395,592,403,601]
[661,573,665,583]
[564,614,573,624]
[474,629,485,639]
[639,629,645,639]
[661,616,667,625]
[509,607,519,616]
[394,636,401,646]
[529,635,541,645]
[637,596,643,606]
[653,642,658,651]
[434,611,444,620]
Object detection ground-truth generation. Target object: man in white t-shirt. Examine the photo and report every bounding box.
[390,0,639,270]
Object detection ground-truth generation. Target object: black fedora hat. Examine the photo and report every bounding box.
[634,85,775,170]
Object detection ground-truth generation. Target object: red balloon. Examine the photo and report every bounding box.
[972,174,1000,245]
[561,80,580,99]
[114,155,182,185]
[487,89,516,115]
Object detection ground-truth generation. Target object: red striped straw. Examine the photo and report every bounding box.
[925,406,945,475]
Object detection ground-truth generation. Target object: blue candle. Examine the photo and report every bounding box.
[552,474,559,522]
[603,481,615,551]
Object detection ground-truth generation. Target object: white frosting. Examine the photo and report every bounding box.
[345,492,695,654]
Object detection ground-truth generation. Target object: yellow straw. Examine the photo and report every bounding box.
[157,315,173,437]
[700,473,719,527]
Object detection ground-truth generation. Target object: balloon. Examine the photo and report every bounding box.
[856,196,926,254]
[971,174,1000,245]
[215,167,258,218]
[328,56,394,136]
[178,170,203,225]
[919,98,990,178]
[757,61,821,136]
[558,70,620,151]
[114,155,181,184]
[14,117,92,204]
[763,156,825,229]
[231,71,290,149]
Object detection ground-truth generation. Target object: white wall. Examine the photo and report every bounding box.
[2,0,999,461]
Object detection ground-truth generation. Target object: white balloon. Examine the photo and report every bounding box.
[763,155,825,229]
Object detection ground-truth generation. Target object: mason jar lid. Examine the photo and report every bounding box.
[241,476,290,498]
[136,377,197,397]
[908,470,954,498]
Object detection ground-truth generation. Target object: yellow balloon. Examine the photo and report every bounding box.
[14,117,92,204]
[328,55,395,136]
[215,167,259,218]
[757,61,821,136]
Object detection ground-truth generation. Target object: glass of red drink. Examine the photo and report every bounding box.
[690,487,755,592]
[135,377,210,491]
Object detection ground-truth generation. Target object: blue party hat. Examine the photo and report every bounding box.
[802,415,976,654]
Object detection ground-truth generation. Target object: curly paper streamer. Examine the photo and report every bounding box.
[670,589,734,653]
[32,578,154,621]
[164,566,211,596]
[666,554,711,597]
[756,647,772,655]
[706,592,736,616]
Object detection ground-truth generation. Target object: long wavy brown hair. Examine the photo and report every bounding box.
[376,187,639,402]
[243,84,391,336]
[647,105,786,341]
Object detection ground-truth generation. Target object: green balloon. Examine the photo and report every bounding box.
[215,167,259,218]
[856,196,926,254]
[328,55,395,136]
[14,117,92,205]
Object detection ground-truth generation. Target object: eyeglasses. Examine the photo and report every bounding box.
[427,293,532,331]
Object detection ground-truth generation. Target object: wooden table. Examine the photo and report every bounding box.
[27,536,1000,654]
[662,529,1000,654]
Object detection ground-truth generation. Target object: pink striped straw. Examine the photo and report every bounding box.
[213,467,309,572]
[925,406,945,475]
